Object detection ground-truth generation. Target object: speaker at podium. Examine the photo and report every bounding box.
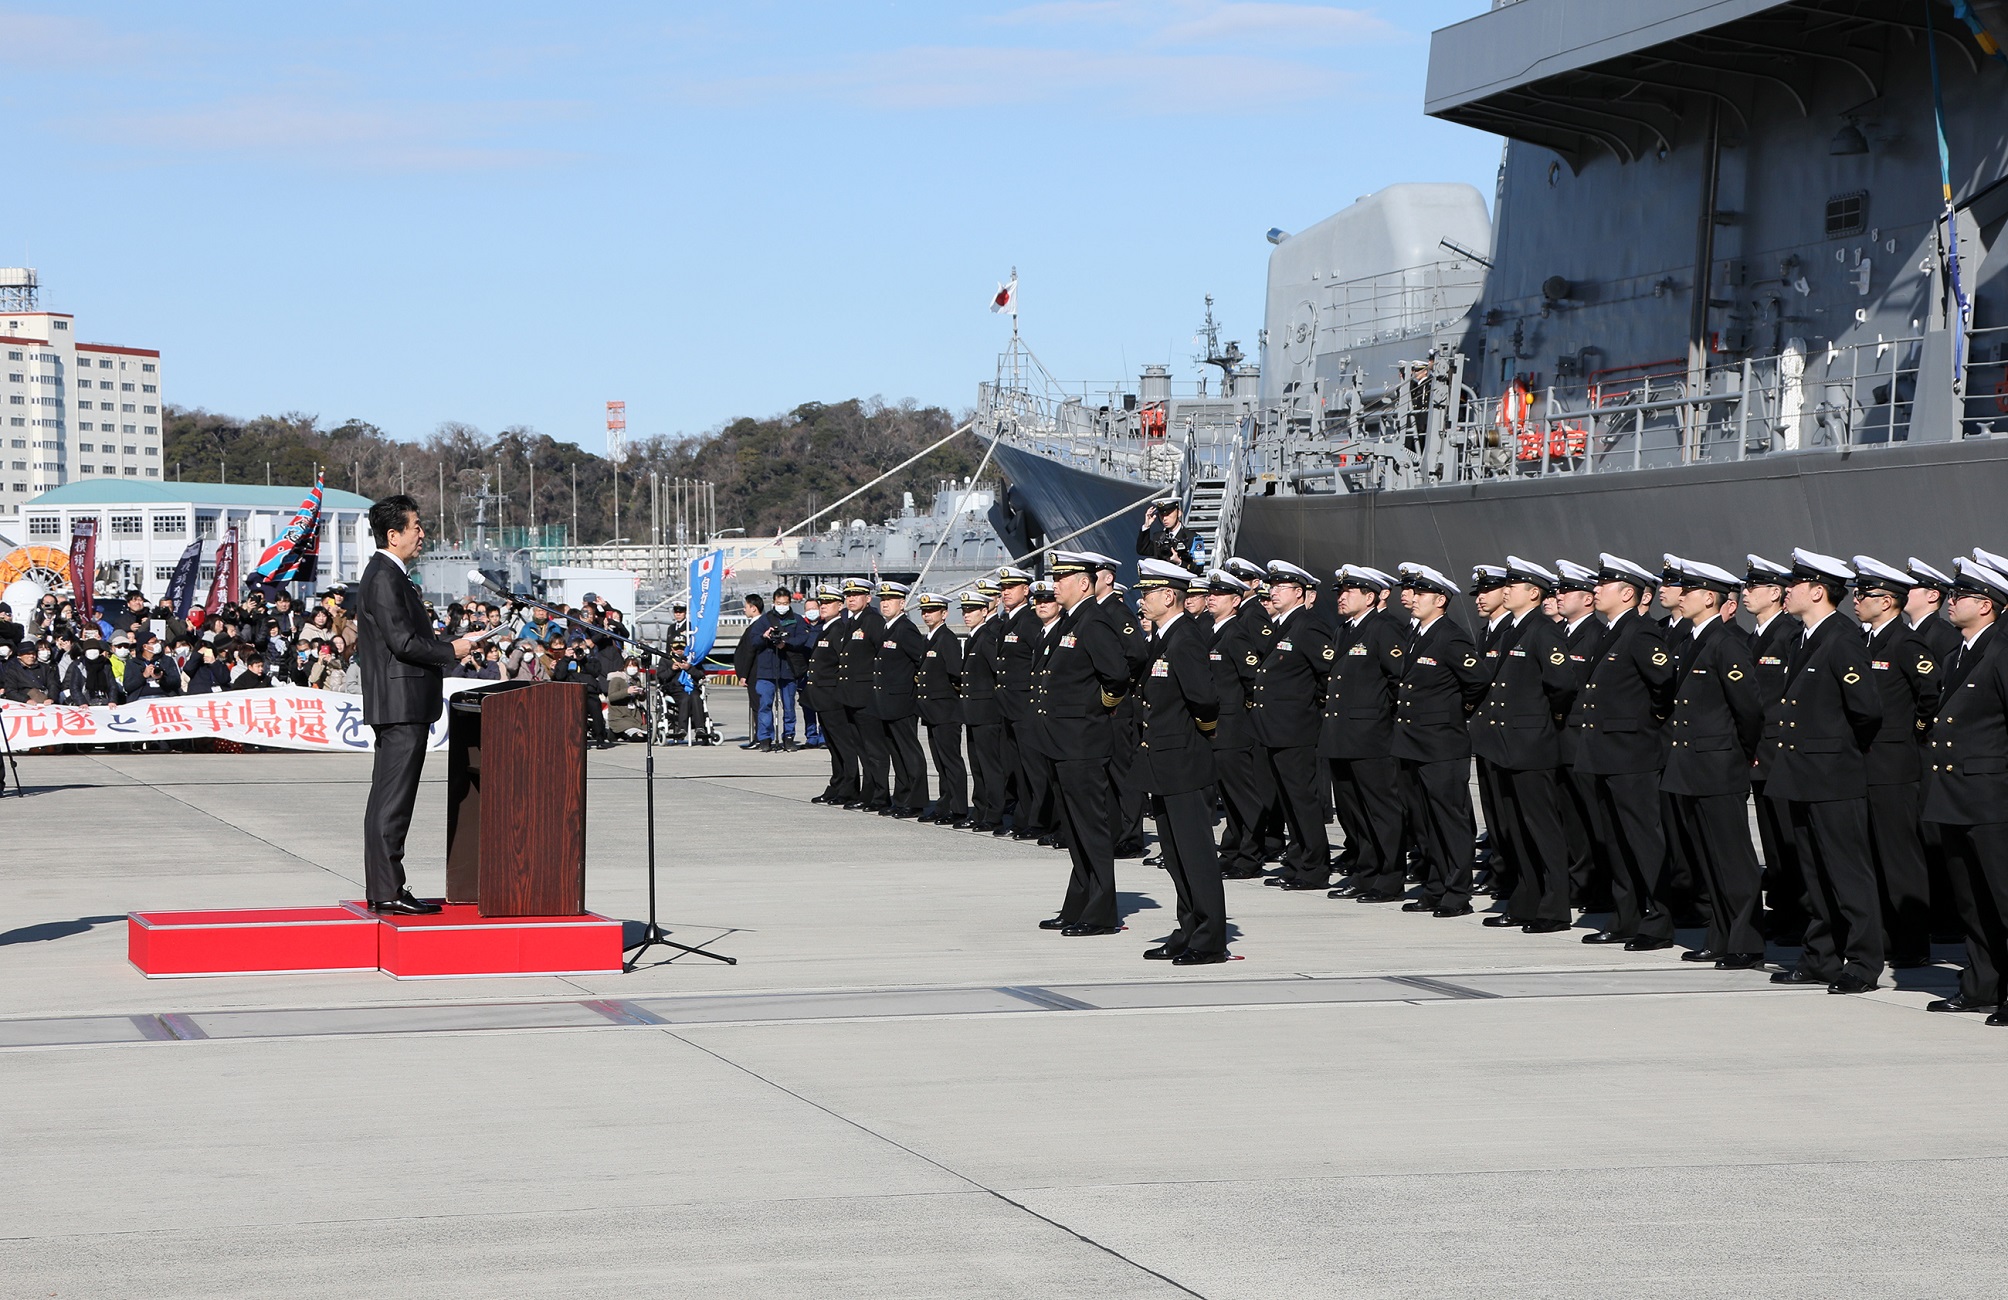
[445,680,588,916]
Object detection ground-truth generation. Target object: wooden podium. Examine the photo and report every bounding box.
[445,681,588,916]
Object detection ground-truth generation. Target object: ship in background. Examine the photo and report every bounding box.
[984,0,2008,582]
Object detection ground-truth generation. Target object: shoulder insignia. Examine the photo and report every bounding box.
[1389,647,1402,657]
[1244,652,1259,666]
[1321,646,1336,660]
[1463,656,1478,668]
[1651,651,1669,666]
[1123,624,1136,636]
[1725,668,1744,681]
[1548,650,1565,666]
[1843,670,1861,684]
[1262,627,1275,637]
[1917,659,1935,674]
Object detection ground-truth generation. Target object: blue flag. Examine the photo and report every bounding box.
[163,540,204,618]
[685,548,726,665]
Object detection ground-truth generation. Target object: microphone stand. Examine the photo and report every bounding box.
[475,580,736,968]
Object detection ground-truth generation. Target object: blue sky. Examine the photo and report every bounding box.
[0,1,1500,451]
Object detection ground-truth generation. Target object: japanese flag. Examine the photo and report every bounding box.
[990,275,1017,316]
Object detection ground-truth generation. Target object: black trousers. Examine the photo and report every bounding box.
[1867,780,1932,963]
[1328,755,1404,896]
[364,721,429,903]
[1670,790,1765,956]
[1264,744,1330,883]
[1215,746,1268,874]
[1400,756,1475,908]
[880,713,926,811]
[1497,765,1570,925]
[926,720,967,817]
[1110,704,1146,848]
[1933,820,2008,1005]
[1475,758,1517,899]
[1754,781,1807,941]
[1563,766,1610,908]
[1789,796,1884,984]
[967,721,1006,826]
[998,713,1023,819]
[847,703,889,805]
[818,696,861,801]
[1021,742,1059,836]
[1659,788,1708,926]
[1588,769,1672,941]
[1154,789,1227,954]
[1055,756,1118,928]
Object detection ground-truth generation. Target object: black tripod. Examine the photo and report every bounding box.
[0,705,20,796]
[469,578,735,968]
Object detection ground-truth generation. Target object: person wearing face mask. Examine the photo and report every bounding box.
[64,640,121,705]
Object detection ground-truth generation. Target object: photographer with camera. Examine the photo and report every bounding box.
[742,587,811,751]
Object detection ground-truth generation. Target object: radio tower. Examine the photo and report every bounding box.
[605,400,628,463]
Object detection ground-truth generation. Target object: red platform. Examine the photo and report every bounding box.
[128,906,380,978]
[355,902,624,980]
[127,903,623,979]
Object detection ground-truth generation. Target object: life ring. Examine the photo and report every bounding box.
[1497,381,1532,431]
[0,544,73,590]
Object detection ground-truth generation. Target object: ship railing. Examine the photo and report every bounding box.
[1315,259,1489,353]
[1960,323,2008,441]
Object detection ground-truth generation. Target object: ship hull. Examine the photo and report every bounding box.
[992,442,1165,579]
[1238,438,2008,577]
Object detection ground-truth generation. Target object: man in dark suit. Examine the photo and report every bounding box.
[914,592,967,824]
[1320,565,1410,904]
[1250,561,1335,890]
[1553,559,1610,910]
[958,589,1006,831]
[1133,560,1226,963]
[836,578,889,810]
[1203,569,1270,880]
[869,582,929,818]
[1392,563,1493,917]
[357,495,475,915]
[1852,556,1942,968]
[1922,558,2008,1020]
[1744,554,1806,944]
[1767,549,1886,994]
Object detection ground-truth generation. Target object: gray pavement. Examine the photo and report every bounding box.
[1,743,2000,1297]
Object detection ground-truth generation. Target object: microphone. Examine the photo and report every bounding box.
[467,568,505,593]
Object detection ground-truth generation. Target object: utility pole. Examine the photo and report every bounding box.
[571,462,578,547]
[438,462,446,543]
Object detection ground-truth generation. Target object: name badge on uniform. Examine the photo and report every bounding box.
[1871,659,1890,670]
[1417,656,1438,666]
[851,630,865,639]
[1348,644,1368,656]
[1486,650,1500,658]
[883,640,897,649]
[1758,656,1780,665]
[1060,634,1078,648]
[925,650,937,658]
[1003,634,1018,643]
[1508,648,1526,658]
[1150,661,1170,677]
[1277,640,1293,651]
[1208,651,1222,660]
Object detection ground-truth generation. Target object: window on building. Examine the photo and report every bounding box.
[122,425,134,434]
[80,465,94,474]
[10,484,24,493]
[8,417,23,427]
[143,405,156,414]
[1826,191,1867,238]
[98,380,112,389]
[153,566,174,581]
[143,384,156,393]
[52,320,66,330]
[109,514,142,535]
[79,422,92,431]
[122,403,135,413]
[98,360,111,369]
[79,443,93,452]
[5,351,19,361]
[145,446,157,455]
[7,396,20,405]
[125,466,139,476]
[199,564,216,581]
[9,461,23,471]
[8,438,22,447]
[142,363,156,373]
[7,373,20,383]
[144,425,157,435]
[195,514,217,539]
[144,468,157,477]
[124,445,136,454]
[27,516,58,536]
[153,514,187,535]
[121,383,134,392]
[76,377,90,388]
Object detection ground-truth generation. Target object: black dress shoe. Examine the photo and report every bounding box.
[1327,882,1363,899]
[738,741,759,750]
[1827,973,1879,995]
[1114,839,1147,859]
[1142,854,1164,868]
[1521,919,1572,934]
[993,826,1015,837]
[1927,994,1995,1013]
[1714,953,1766,970]
[1061,924,1121,937]
[1263,876,1290,887]
[1680,948,1723,963]
[1987,1009,2008,1027]
[370,894,442,916]
[1222,867,1265,880]
[1401,900,1434,913]
[1624,936,1673,952]
[1889,955,1935,970]
[1143,945,1184,961]
[1036,834,1058,847]
[1171,950,1230,966]
[892,808,919,820]
[1581,930,1629,945]
[1280,879,1328,892]
[1770,967,1825,985]
[1481,914,1522,928]
[1433,903,1474,918]
[842,801,866,811]
[1354,890,1408,904]
[948,817,972,830]
[1037,917,1070,931]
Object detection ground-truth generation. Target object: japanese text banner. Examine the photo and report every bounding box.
[0,682,486,754]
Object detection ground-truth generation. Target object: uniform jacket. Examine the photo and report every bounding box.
[869,615,927,720]
[1137,613,1219,795]
[805,610,847,709]
[1763,612,1884,802]
[1660,615,1764,797]
[1748,613,1797,781]
[1923,624,2007,825]
[1555,615,1603,767]
[1468,610,1576,771]
[1249,605,1333,749]
[1135,521,1200,573]
[959,615,1004,727]
[1864,618,1939,786]
[917,622,964,727]
[357,551,458,726]
[1029,601,1131,761]
[1912,610,1962,662]
[1391,615,1490,764]
[1317,608,1407,761]
[1206,612,1265,750]
[836,605,885,709]
[1567,609,1678,776]
[993,602,1040,722]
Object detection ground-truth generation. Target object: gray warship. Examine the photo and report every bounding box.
[791,478,1014,593]
[984,0,2008,581]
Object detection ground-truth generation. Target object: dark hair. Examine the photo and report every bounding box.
[368,494,421,547]
[773,586,792,600]
[744,594,765,613]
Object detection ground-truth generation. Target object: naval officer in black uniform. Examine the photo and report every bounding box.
[914,592,968,824]
[1250,560,1335,890]
[1133,559,1229,964]
[357,494,474,915]
[958,588,1007,832]
[1743,554,1806,944]
[1392,563,1492,917]
[869,581,929,818]
[1320,565,1410,904]
[1766,549,1886,994]
[806,584,859,805]
[1553,559,1610,910]
[1658,558,1766,967]
[1203,568,1269,879]
[1136,497,1201,573]
[836,577,889,810]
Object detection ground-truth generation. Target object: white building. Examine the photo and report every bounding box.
[16,481,373,602]
[1,266,165,527]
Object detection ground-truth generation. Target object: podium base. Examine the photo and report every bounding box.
[351,902,623,979]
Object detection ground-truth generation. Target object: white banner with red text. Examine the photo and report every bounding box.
[0,681,488,753]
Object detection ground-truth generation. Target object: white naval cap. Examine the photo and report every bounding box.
[1788,547,1855,584]
[1134,558,1192,590]
[1468,564,1510,594]
[1336,564,1390,592]
[1677,558,1742,593]
[1952,556,2008,604]
[1554,559,1599,592]
[1974,547,2008,576]
[1597,553,1659,588]
[1399,562,1459,597]
[1223,557,1267,582]
[995,566,1033,585]
[1081,551,1122,572]
[1505,555,1559,591]
[1744,554,1791,585]
[1908,557,1955,591]
[1850,555,1915,594]
[1266,560,1318,588]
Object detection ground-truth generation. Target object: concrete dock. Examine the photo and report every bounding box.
[2,744,2002,1297]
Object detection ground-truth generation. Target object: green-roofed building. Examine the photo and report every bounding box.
[7,480,375,600]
